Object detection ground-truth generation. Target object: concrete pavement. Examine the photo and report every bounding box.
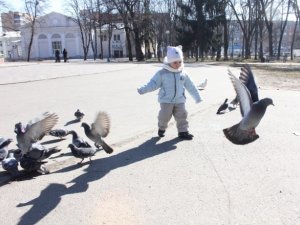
[0,61,300,225]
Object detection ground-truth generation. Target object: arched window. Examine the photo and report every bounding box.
[52,34,61,39]
[38,34,47,39]
[65,33,75,38]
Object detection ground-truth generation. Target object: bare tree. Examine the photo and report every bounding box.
[259,0,282,58]
[67,0,93,60]
[110,0,145,61]
[228,0,258,58]
[290,0,299,60]
[275,0,291,59]
[24,0,48,62]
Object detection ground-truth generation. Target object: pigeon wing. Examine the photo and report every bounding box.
[239,64,259,101]
[91,111,110,138]
[228,69,252,117]
[25,112,59,142]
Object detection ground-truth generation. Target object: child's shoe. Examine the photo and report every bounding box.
[158,130,165,137]
[178,132,194,140]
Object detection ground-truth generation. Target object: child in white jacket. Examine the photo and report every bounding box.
[137,45,202,140]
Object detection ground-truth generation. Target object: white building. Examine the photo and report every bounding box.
[19,12,128,60]
[0,31,22,60]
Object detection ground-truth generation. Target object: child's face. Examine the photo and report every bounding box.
[170,61,182,69]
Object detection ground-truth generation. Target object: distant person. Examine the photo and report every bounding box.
[63,48,68,62]
[55,49,60,63]
[137,45,202,140]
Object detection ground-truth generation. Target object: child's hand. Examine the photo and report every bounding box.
[196,99,202,104]
[137,88,143,95]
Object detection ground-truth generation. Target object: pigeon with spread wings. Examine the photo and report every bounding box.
[15,112,59,155]
[81,111,113,154]
[230,64,259,107]
[223,70,273,145]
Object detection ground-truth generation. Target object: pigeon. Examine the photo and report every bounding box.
[19,155,49,174]
[15,112,59,155]
[81,111,113,154]
[68,144,97,164]
[198,78,208,90]
[216,98,229,114]
[230,64,259,108]
[223,70,274,145]
[26,143,61,161]
[2,151,19,177]
[0,137,13,161]
[68,130,91,148]
[74,109,85,121]
[49,129,70,138]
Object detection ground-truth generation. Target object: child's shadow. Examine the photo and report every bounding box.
[16,137,182,225]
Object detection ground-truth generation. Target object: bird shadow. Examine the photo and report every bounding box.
[64,119,81,126]
[49,151,73,159]
[15,136,181,225]
[0,171,41,187]
[40,138,66,145]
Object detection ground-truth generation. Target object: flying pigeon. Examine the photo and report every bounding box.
[15,112,59,155]
[0,137,13,161]
[68,144,97,164]
[68,130,91,148]
[49,129,70,138]
[230,64,259,108]
[74,109,85,121]
[216,98,229,114]
[81,111,113,154]
[223,70,274,145]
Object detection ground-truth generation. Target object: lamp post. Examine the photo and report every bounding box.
[165,30,170,57]
[165,30,170,46]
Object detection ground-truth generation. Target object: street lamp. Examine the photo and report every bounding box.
[165,30,170,46]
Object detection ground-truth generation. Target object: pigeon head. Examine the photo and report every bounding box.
[260,98,274,107]
[14,122,25,134]
[81,122,90,131]
[68,144,74,149]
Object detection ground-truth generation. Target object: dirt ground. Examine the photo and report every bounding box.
[253,65,300,91]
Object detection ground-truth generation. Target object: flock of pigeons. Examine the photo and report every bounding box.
[0,109,113,179]
[0,64,274,179]
[216,64,274,145]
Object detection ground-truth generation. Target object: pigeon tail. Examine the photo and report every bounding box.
[44,146,61,158]
[100,140,113,154]
[223,123,259,145]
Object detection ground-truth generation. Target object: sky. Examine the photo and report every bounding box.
[3,0,65,14]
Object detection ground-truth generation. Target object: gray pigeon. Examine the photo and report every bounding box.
[216,98,229,114]
[223,70,274,145]
[19,155,49,174]
[74,109,85,121]
[0,137,13,161]
[26,143,61,161]
[68,130,91,148]
[2,151,19,177]
[81,111,113,154]
[15,112,59,155]
[68,143,97,164]
[230,64,259,107]
[49,129,70,138]
[198,78,208,90]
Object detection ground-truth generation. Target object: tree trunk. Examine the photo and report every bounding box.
[125,26,133,61]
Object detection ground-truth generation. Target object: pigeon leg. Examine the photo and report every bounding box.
[78,158,84,165]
